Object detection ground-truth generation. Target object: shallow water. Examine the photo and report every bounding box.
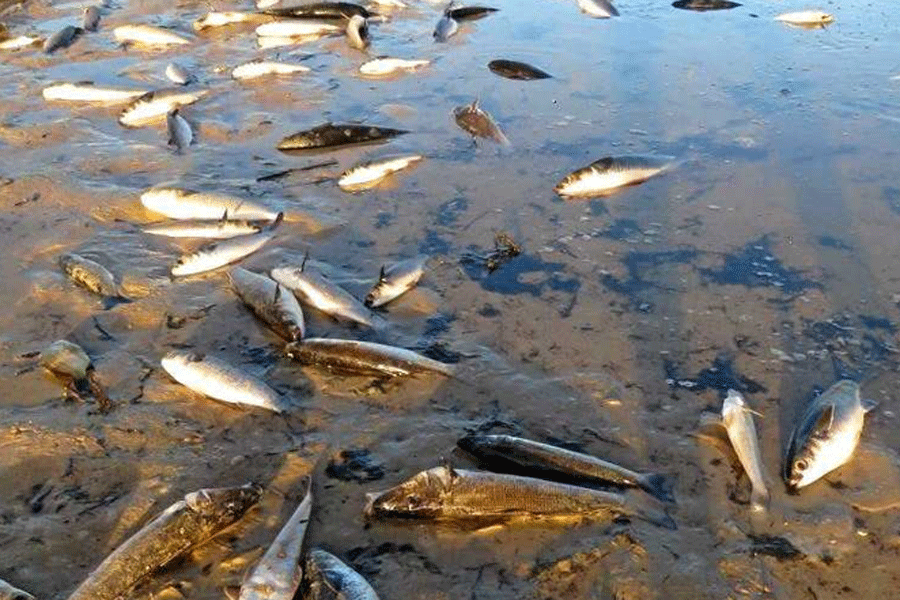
[2,0,900,598]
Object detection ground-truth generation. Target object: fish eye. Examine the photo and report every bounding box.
[795,459,807,472]
[406,494,422,510]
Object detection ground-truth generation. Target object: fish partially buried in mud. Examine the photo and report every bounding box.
[775,10,834,28]
[171,213,283,276]
[43,25,83,53]
[783,379,875,491]
[457,434,675,503]
[0,578,34,600]
[554,155,673,198]
[113,24,192,46]
[278,123,407,152]
[721,390,769,510]
[119,88,208,127]
[67,484,262,600]
[305,549,380,600]
[161,351,285,412]
[285,338,455,377]
[166,108,193,152]
[452,99,509,145]
[364,255,427,308]
[671,0,741,11]
[141,187,280,221]
[488,59,551,81]
[576,0,619,18]
[271,259,374,327]
[58,253,129,307]
[229,267,306,341]
[338,154,423,191]
[42,82,148,103]
[365,465,675,529]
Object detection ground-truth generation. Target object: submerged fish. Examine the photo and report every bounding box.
[457,434,675,503]
[262,2,374,19]
[67,484,262,600]
[82,6,101,31]
[285,338,454,377]
[432,13,458,41]
[775,10,833,27]
[278,123,407,152]
[167,109,193,152]
[446,5,498,21]
[113,24,192,46]
[255,20,341,37]
[193,11,263,31]
[271,259,373,327]
[42,82,148,103]
[722,390,769,510]
[345,14,369,49]
[305,549,380,600]
[119,88,208,127]
[43,25,83,53]
[488,59,551,80]
[143,217,267,239]
[232,60,311,80]
[166,62,195,85]
[141,188,279,221]
[452,100,509,144]
[364,256,427,307]
[0,35,42,50]
[366,466,675,529]
[358,57,430,76]
[577,0,619,18]
[554,155,672,198]
[338,154,423,191]
[59,253,127,305]
[171,214,283,276]
[229,267,306,341]
[671,0,741,11]
[784,380,874,490]
[161,351,284,412]
[0,578,33,600]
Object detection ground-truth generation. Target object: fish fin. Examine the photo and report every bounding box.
[223,586,241,600]
[268,212,285,230]
[862,399,878,413]
[221,209,228,222]
[273,284,282,303]
[470,98,480,110]
[441,457,459,480]
[378,265,386,282]
[638,473,676,504]
[102,295,131,310]
[622,491,676,530]
[301,250,309,272]
[814,403,835,434]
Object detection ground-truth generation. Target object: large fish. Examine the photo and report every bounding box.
[141,188,279,221]
[452,100,508,144]
[576,0,619,18]
[554,155,672,198]
[232,60,311,80]
[784,380,874,490]
[358,57,430,77]
[721,390,768,510]
[345,14,369,50]
[161,351,284,412]
[262,2,374,19]
[167,109,193,152]
[278,123,407,152]
[488,59,551,81]
[305,549,380,600]
[364,256,427,307]
[457,434,674,503]
[67,484,262,600]
[366,466,675,529]
[229,267,306,341]
[119,88,208,127]
[338,155,423,191]
[171,214,283,276]
[43,25,83,53]
[271,260,373,327]
[42,82,148,103]
[285,338,454,377]
[59,253,128,306]
[113,24,192,46]
[0,578,33,600]
[143,216,267,239]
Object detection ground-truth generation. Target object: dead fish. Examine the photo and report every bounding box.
[263,2,374,19]
[58,253,128,306]
[0,35,42,51]
[488,59,551,80]
[119,88,208,127]
[113,24,192,46]
[457,434,675,503]
[141,188,279,221]
[554,155,672,198]
[364,255,426,307]
[446,5,498,21]
[232,60,311,80]
[452,99,509,145]
[338,154,423,191]
[271,258,374,327]
[238,485,312,600]
[722,390,769,510]
[42,82,148,103]
[143,216,267,239]
[305,549,380,600]
[671,0,741,11]
[432,13,458,41]
[0,578,33,600]
[229,267,306,341]
[172,214,283,276]
[161,351,284,412]
[577,0,619,18]
[165,62,195,85]
[345,14,369,50]
[278,123,407,152]
[784,380,874,490]
[82,6,101,31]
[365,465,675,529]
[167,108,193,152]
[775,10,833,27]
[285,338,454,377]
[255,20,341,37]
[193,11,263,31]
[43,25,83,53]
[358,57,430,77]
[67,484,262,600]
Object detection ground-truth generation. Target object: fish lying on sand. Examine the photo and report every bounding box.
[113,24,192,46]
[488,59,551,80]
[238,484,312,600]
[365,255,427,307]
[166,62,195,85]
[43,25,82,53]
[721,390,769,510]
[232,60,311,80]
[0,578,33,600]
[671,0,741,11]
[783,380,874,490]
[82,6,101,31]
[171,214,283,276]
[193,11,265,31]
[255,20,341,37]
[338,155,423,191]
[161,351,284,412]
[42,82,148,103]
[358,57,430,76]
[143,216,268,239]
[0,35,42,50]
[433,13,458,41]
[271,259,374,327]
[775,10,833,27]
[262,2,375,19]
[577,0,619,18]
[167,109,193,152]
[305,549,380,600]
[67,484,262,600]
[554,155,673,198]
[119,88,208,127]
[285,338,455,377]
[453,100,509,144]
[365,465,675,529]
[229,267,306,341]
[446,5,498,21]
[457,434,675,503]
[141,188,280,221]
[278,123,407,151]
[59,253,128,307]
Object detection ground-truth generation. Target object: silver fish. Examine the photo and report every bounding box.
[346,14,369,50]
[232,60,310,80]
[722,390,769,510]
[433,13,457,41]
[238,485,312,600]
[161,351,284,412]
[305,549,380,600]
[775,10,833,27]
[364,255,427,307]
[577,0,619,18]
[82,6,101,31]
[43,25,82,53]
[58,253,127,306]
[229,267,306,341]
[42,82,148,103]
[285,338,454,377]
[119,88,208,128]
[171,214,283,276]
[143,217,266,239]
[141,188,279,221]
[193,11,263,31]
[0,578,33,600]
[167,108,193,152]
[338,155,423,191]
[0,35,43,51]
[165,62,195,85]
[784,380,875,490]
[452,99,509,145]
[113,24,192,46]
[271,259,373,327]
[554,155,672,198]
[358,57,430,77]
[255,20,341,37]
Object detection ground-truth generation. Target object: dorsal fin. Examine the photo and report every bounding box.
[812,404,835,437]
[301,251,309,272]
[378,265,386,282]
[220,209,228,222]
[273,284,282,303]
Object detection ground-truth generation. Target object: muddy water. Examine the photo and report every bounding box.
[2,0,900,598]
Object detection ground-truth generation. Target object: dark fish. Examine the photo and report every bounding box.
[446,5,498,21]
[487,59,551,81]
[43,25,83,53]
[452,99,508,144]
[305,549,380,600]
[82,6,101,31]
[457,434,675,503]
[262,2,374,20]
[229,267,306,342]
[672,0,741,10]
[278,123,407,152]
[285,338,454,377]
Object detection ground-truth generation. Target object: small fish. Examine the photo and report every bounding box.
[82,6,102,31]
[446,5,498,21]
[305,549,380,600]
[171,215,282,276]
[784,380,874,490]
[161,351,284,412]
[554,155,672,198]
[193,11,262,31]
[232,60,311,80]
[358,57,430,77]
[67,484,262,600]
[488,59,551,81]
[0,578,33,600]
[113,24,192,46]
[0,35,42,51]
[338,154,423,191]
[42,82,148,103]
[262,2,375,19]
[285,338,454,377]
[119,88,208,127]
[457,434,675,503]
[775,10,833,27]
[167,109,193,152]
[452,99,509,144]
[577,0,619,18]
[140,188,279,220]
[432,13,458,41]
[43,25,83,53]
[364,256,426,307]
[165,62,195,85]
[271,259,373,327]
[365,465,675,529]
[229,267,306,341]
[278,123,407,152]
[722,390,769,510]
[143,217,267,239]
[59,253,128,306]
[671,0,741,11]
[255,20,341,37]
[345,14,369,49]
[238,485,312,600]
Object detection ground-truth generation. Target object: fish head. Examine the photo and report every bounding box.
[364,466,453,519]
[364,267,388,306]
[456,433,495,455]
[785,440,826,490]
[184,483,262,516]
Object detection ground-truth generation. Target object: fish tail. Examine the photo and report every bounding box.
[638,472,676,504]
[623,491,677,530]
[102,295,132,310]
[750,487,770,512]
